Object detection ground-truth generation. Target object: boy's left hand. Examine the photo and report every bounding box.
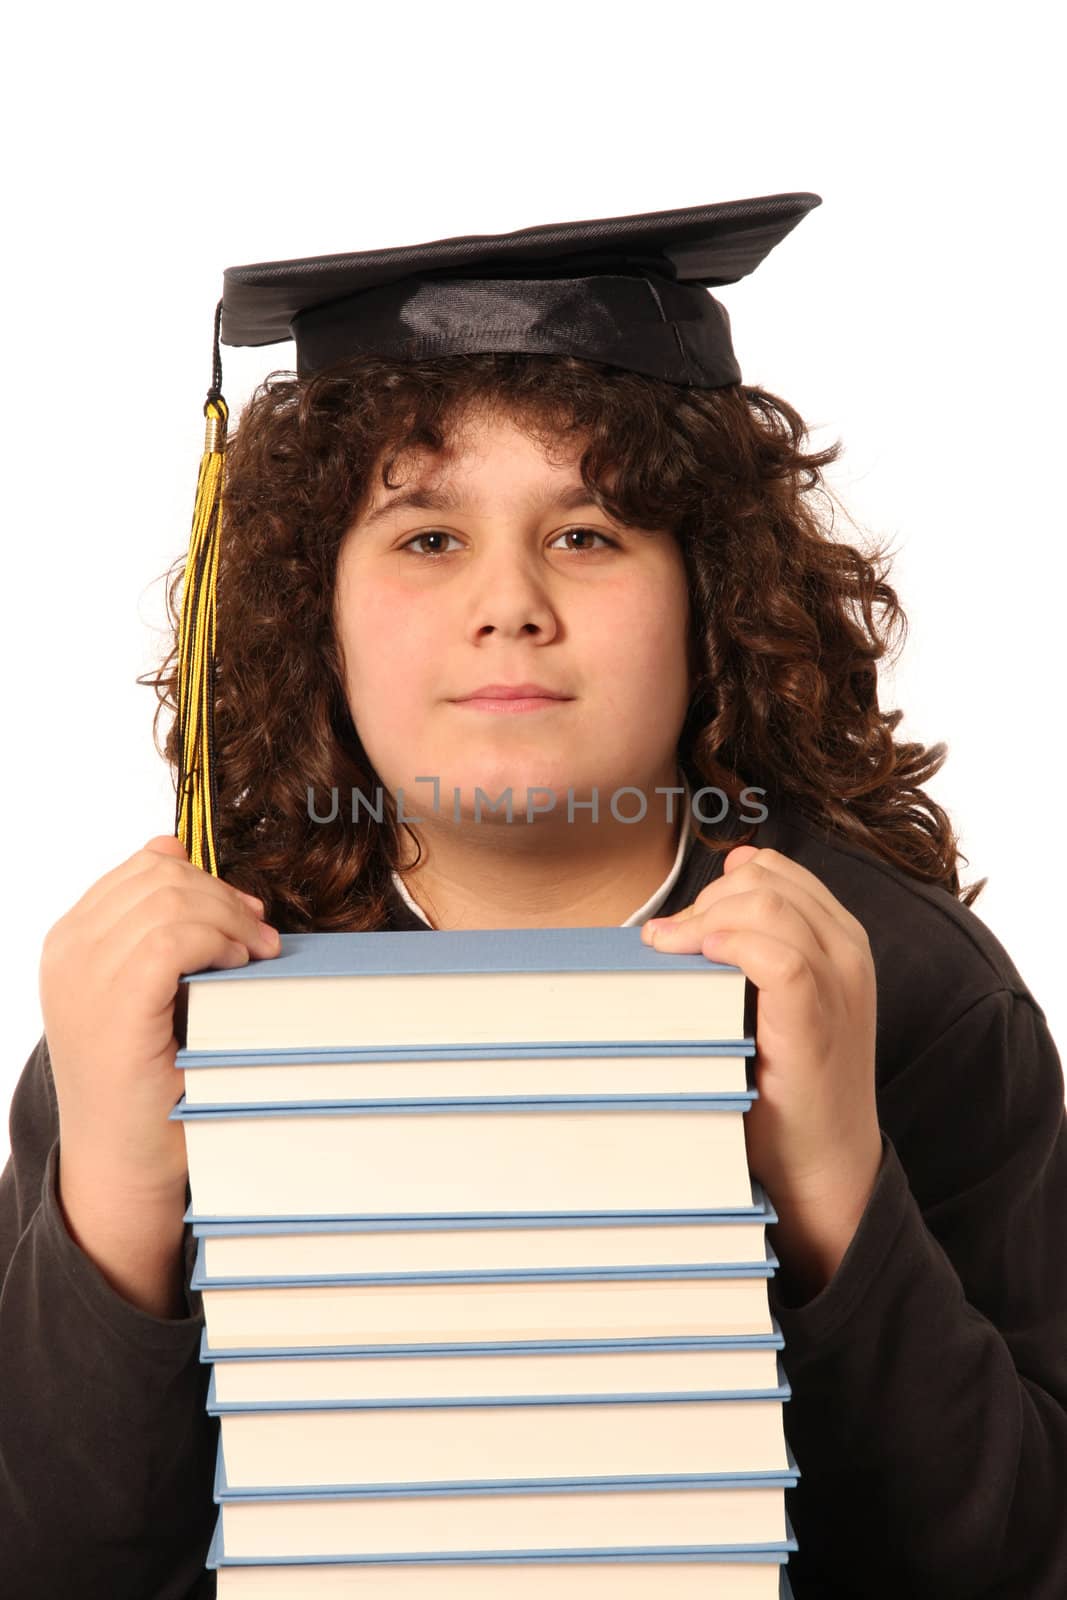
[641,844,884,1297]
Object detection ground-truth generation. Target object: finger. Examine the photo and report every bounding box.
[76,874,278,965]
[102,892,281,1000]
[652,846,763,925]
[659,899,704,923]
[723,844,761,867]
[143,837,266,912]
[144,835,191,859]
[63,845,161,918]
[648,867,844,964]
[122,919,270,1016]
[646,886,833,974]
[141,838,266,915]
[65,835,262,927]
[724,847,868,950]
[63,834,192,922]
[690,925,824,1024]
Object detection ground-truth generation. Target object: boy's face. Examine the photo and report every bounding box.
[333,409,692,833]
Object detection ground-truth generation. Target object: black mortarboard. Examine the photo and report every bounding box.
[221,190,822,387]
[176,193,822,873]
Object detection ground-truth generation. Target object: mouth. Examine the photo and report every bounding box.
[450,682,574,714]
[451,694,573,715]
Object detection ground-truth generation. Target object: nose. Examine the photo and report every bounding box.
[464,544,560,643]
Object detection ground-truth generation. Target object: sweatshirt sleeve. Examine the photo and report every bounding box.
[0,1032,219,1600]
[769,988,1067,1599]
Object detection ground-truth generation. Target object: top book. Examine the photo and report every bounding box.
[178,927,750,1055]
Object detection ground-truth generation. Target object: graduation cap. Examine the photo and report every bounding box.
[176,192,822,874]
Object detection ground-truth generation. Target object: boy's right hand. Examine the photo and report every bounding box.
[39,834,282,1204]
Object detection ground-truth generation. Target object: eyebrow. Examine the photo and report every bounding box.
[359,483,607,529]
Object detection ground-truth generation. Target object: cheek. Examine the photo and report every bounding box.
[576,590,688,749]
[336,570,443,724]
[592,568,689,671]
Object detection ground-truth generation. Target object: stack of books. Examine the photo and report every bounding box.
[172,926,799,1598]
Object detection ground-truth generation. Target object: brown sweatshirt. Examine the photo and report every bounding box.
[2,796,1065,1598]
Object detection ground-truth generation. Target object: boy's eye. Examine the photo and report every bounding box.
[399,527,617,558]
[551,527,616,553]
[400,530,461,557]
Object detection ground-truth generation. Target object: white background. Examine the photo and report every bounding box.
[1,4,1063,1165]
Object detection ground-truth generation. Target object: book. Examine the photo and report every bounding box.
[177,927,749,1053]
[206,1531,796,1599]
[207,1391,792,1493]
[193,1257,778,1352]
[179,1046,753,1108]
[204,1331,788,1408]
[211,1439,799,1558]
[190,1196,776,1280]
[175,926,798,1592]
[171,1098,757,1220]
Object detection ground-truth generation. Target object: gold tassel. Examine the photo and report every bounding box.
[175,302,228,876]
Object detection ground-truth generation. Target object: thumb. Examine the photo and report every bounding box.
[143,833,191,861]
[724,844,760,873]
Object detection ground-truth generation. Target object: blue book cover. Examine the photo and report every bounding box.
[192,1234,779,1292]
[200,1324,788,1363]
[181,925,746,983]
[188,1197,770,1225]
[177,1089,759,1112]
[177,1040,757,1067]
[206,1508,798,1567]
[206,1351,791,1414]
[189,1187,776,1235]
[173,1094,754,1121]
[211,1435,802,1500]
[208,1384,792,1421]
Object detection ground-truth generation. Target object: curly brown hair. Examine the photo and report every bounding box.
[140,351,984,931]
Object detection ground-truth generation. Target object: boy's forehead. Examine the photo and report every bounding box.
[358,474,599,530]
[363,419,590,505]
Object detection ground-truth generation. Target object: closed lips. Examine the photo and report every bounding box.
[454,684,572,700]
